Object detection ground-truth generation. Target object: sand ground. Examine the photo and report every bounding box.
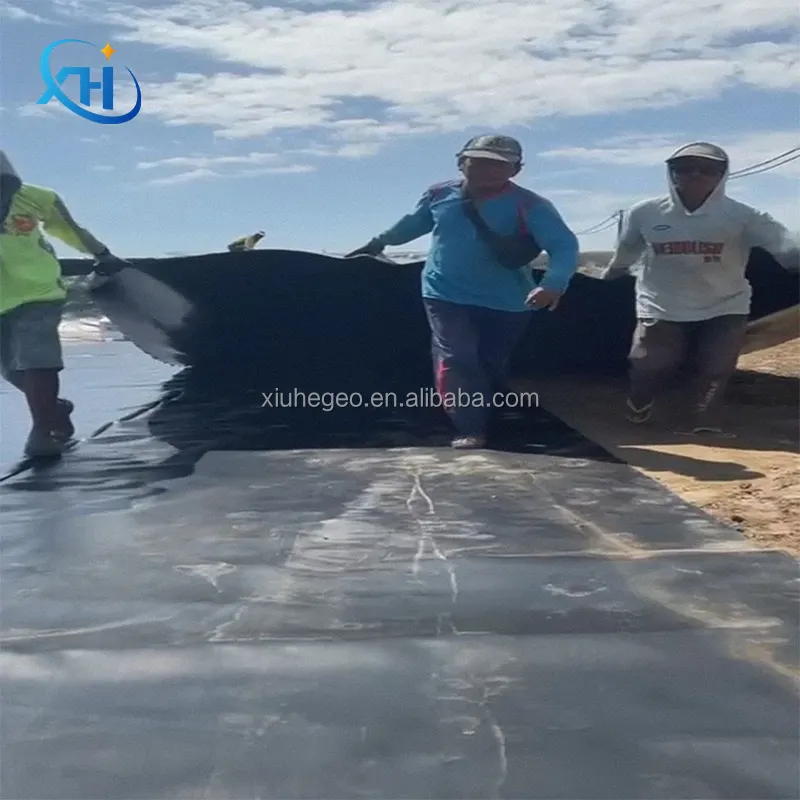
[522,336,799,556]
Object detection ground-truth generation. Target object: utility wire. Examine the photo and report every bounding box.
[729,146,800,176]
[729,148,800,179]
[576,146,799,237]
[576,218,619,236]
[574,214,619,236]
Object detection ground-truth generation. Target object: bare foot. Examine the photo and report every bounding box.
[451,435,486,449]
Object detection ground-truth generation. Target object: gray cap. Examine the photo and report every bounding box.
[666,142,728,163]
[458,134,523,164]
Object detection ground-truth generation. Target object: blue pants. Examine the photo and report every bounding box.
[423,298,531,437]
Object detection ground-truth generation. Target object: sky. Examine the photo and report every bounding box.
[1,0,798,260]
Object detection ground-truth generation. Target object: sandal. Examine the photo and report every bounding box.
[675,424,736,439]
[625,398,653,424]
[56,398,75,439]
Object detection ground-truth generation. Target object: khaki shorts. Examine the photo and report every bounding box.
[0,300,64,379]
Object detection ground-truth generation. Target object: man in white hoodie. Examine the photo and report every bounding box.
[601,141,798,434]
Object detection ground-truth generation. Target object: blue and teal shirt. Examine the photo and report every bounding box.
[374,179,580,312]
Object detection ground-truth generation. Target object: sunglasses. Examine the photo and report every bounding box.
[669,160,725,176]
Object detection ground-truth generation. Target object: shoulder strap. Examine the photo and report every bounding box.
[460,182,499,243]
[459,182,542,271]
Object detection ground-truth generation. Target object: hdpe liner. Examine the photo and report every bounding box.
[1,249,798,799]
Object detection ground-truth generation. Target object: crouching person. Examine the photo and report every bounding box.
[601,141,799,435]
[0,152,124,457]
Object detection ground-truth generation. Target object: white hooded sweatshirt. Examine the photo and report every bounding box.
[601,144,798,321]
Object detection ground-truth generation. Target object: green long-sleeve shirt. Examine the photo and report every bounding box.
[0,183,108,314]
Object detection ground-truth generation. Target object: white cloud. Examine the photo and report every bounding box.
[17,103,63,118]
[0,2,53,23]
[532,167,599,182]
[146,167,220,186]
[539,130,800,176]
[63,0,797,156]
[294,142,384,158]
[136,142,392,187]
[137,151,284,170]
[21,0,800,224]
[137,152,316,184]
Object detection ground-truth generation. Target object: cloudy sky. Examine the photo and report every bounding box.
[1,0,798,259]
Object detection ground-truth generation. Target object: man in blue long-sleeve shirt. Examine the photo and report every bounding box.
[346,134,580,448]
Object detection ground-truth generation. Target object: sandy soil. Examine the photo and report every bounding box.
[523,336,799,556]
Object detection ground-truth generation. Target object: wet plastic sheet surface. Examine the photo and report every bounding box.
[1,345,799,800]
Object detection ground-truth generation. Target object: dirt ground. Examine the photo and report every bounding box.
[525,336,799,556]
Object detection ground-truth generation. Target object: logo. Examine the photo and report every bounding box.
[37,38,141,124]
[653,224,671,230]
[8,215,37,234]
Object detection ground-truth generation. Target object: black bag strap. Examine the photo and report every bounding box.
[459,182,543,272]
[460,182,500,246]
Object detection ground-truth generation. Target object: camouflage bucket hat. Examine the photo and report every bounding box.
[458,134,523,164]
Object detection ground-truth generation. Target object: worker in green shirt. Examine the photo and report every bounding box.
[0,151,125,458]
